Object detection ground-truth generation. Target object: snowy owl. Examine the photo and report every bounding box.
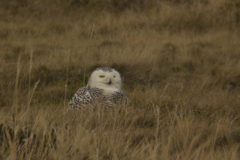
[67,67,128,111]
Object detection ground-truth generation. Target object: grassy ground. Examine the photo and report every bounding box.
[1,0,240,159]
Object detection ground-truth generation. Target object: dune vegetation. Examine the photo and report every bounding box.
[0,0,240,159]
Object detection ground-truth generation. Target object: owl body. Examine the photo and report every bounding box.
[67,67,127,111]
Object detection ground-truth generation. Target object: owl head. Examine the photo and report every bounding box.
[87,67,122,93]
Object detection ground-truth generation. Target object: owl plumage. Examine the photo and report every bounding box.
[67,67,128,111]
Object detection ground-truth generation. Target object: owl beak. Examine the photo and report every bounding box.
[107,79,112,85]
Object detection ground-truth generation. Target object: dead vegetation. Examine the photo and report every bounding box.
[0,0,240,159]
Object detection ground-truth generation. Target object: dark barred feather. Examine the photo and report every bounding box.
[67,86,128,111]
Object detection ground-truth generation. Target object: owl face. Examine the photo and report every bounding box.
[87,67,122,93]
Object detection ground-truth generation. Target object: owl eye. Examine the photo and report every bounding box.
[113,75,116,78]
[99,75,105,78]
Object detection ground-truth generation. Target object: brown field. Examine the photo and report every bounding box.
[1,0,240,159]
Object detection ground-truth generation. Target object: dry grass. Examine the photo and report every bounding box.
[1,0,240,159]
